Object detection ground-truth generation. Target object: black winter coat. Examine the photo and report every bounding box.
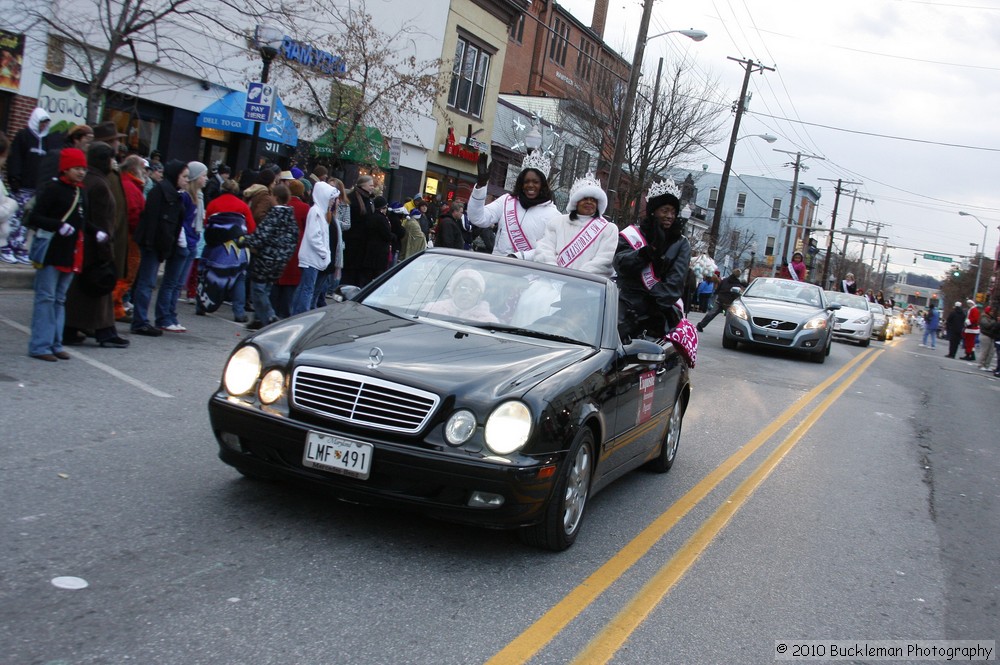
[945,306,966,338]
[134,160,186,261]
[436,214,465,249]
[363,210,394,271]
[30,178,87,268]
[7,127,51,192]
[614,221,691,335]
[343,189,373,271]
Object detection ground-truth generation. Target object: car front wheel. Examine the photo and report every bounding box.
[647,392,684,473]
[520,428,594,551]
[722,333,738,350]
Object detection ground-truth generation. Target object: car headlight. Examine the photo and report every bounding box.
[484,401,532,455]
[729,303,748,320]
[258,369,286,404]
[854,316,870,325]
[803,315,828,330]
[223,346,261,396]
[444,410,477,446]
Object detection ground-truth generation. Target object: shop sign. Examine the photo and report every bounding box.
[281,37,346,76]
[0,29,25,92]
[37,73,96,135]
[442,127,479,163]
[388,136,401,169]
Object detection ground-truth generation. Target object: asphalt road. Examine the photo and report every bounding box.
[1,289,996,665]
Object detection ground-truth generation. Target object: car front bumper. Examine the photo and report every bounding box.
[724,316,827,352]
[208,394,560,529]
[832,325,871,343]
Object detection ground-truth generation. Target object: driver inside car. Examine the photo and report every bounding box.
[423,268,499,323]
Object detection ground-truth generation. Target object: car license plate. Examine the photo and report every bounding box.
[303,431,373,480]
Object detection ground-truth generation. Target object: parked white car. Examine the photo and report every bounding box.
[824,291,873,347]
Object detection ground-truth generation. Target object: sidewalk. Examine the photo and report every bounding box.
[0,261,36,290]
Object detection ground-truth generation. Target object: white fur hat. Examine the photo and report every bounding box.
[567,173,607,216]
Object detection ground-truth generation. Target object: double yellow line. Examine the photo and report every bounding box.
[487,347,882,665]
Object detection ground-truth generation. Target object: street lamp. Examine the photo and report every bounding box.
[247,24,283,171]
[959,211,988,302]
[524,124,543,152]
[606,22,707,222]
[738,133,777,144]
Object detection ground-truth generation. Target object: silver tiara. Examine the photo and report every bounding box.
[569,172,602,198]
[647,179,681,200]
[521,149,552,178]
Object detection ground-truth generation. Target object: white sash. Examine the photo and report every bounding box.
[504,195,533,254]
[788,263,800,281]
[557,217,608,267]
[620,225,659,290]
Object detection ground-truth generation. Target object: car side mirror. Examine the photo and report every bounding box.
[827,303,842,311]
[333,285,362,302]
[622,338,667,365]
[730,286,742,294]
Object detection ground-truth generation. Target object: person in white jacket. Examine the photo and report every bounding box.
[467,151,559,260]
[532,173,617,278]
[291,181,333,315]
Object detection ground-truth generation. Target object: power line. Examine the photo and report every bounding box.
[747,111,1000,152]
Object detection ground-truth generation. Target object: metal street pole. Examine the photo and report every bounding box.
[959,211,988,302]
[606,0,655,223]
[631,57,664,220]
[247,56,273,173]
[772,149,823,276]
[707,58,774,259]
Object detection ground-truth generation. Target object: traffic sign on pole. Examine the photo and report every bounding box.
[922,253,953,263]
[244,82,274,123]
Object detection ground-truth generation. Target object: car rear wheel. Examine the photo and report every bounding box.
[647,392,684,473]
[520,428,594,551]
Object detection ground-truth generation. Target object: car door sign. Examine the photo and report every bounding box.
[637,370,656,425]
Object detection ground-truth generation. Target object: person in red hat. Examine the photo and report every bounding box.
[27,148,91,361]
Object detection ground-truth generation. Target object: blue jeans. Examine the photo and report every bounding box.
[156,244,190,327]
[312,272,340,308]
[131,247,162,330]
[29,266,74,356]
[291,266,319,315]
[250,280,276,323]
[922,327,937,348]
[231,271,247,318]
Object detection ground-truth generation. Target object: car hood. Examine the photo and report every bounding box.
[251,302,597,401]
[836,306,870,320]
[740,297,826,320]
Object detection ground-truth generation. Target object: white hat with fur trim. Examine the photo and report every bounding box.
[567,172,608,216]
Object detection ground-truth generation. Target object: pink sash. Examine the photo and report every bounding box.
[619,225,659,290]
[504,195,533,254]
[557,217,608,267]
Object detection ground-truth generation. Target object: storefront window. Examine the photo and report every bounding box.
[107,108,160,156]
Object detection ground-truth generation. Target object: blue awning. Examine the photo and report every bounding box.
[196,91,298,147]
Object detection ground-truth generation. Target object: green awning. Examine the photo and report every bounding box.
[311,125,389,168]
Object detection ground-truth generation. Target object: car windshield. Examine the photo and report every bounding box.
[824,291,870,310]
[744,278,824,307]
[361,253,605,346]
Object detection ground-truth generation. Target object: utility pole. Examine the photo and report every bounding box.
[606,0,655,222]
[772,149,823,275]
[632,57,664,220]
[819,178,861,289]
[707,57,774,258]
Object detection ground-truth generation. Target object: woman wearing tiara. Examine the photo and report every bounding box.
[468,151,560,260]
[532,173,618,278]
[614,179,692,337]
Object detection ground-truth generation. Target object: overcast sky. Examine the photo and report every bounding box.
[559,0,999,279]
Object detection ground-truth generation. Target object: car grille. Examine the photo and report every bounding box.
[291,367,439,434]
[750,317,798,331]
